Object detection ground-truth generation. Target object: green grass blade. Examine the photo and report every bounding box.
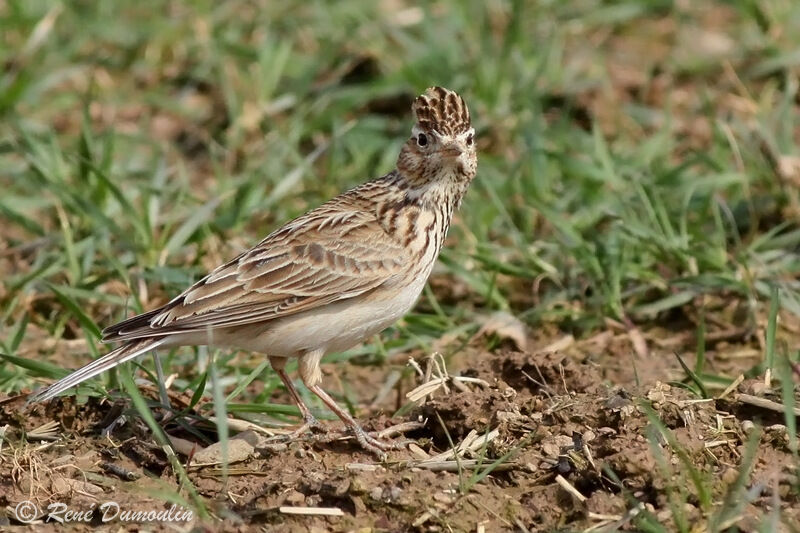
[0,352,69,380]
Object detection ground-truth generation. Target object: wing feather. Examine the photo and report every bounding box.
[102,201,407,343]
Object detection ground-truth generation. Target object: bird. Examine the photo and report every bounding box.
[28,86,478,457]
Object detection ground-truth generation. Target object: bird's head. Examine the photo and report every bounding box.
[397,87,477,188]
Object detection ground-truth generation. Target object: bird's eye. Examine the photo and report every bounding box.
[417,133,428,147]
[466,134,474,146]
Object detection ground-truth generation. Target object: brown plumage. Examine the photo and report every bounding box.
[29,86,478,457]
[412,86,471,137]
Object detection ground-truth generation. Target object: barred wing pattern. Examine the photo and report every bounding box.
[102,196,409,342]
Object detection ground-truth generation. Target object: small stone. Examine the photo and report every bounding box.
[605,395,631,410]
[387,486,403,503]
[683,503,700,521]
[497,410,524,423]
[541,441,560,458]
[541,435,575,458]
[350,478,367,495]
[721,468,738,485]
[51,477,104,495]
[743,380,767,396]
[193,436,255,465]
[321,478,351,497]
[75,451,100,470]
[647,383,670,404]
[432,491,454,504]
[235,430,261,446]
[284,490,305,505]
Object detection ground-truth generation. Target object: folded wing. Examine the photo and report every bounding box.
[102,204,407,342]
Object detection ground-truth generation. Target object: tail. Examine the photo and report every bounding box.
[27,338,167,404]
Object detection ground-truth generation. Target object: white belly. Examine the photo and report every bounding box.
[189,272,430,358]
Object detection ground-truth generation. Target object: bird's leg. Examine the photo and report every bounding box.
[269,356,322,437]
[296,350,406,458]
[306,384,406,458]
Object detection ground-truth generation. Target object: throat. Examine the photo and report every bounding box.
[374,177,461,259]
[404,173,468,213]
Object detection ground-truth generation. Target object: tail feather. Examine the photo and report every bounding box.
[101,308,164,342]
[27,338,167,404]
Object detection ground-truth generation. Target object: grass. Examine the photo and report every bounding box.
[1,0,799,529]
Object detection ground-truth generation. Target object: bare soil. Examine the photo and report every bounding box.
[1,330,798,532]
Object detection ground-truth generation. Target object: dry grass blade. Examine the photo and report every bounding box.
[411,459,516,472]
[279,506,344,516]
[583,512,623,533]
[204,416,279,436]
[737,394,800,416]
[406,353,490,403]
[406,377,448,402]
[408,442,430,460]
[420,428,500,463]
[412,511,434,527]
[346,463,381,472]
[555,473,587,502]
[373,421,425,438]
[289,421,424,446]
[718,374,745,400]
[27,420,61,441]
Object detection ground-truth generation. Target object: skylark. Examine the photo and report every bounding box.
[29,86,478,456]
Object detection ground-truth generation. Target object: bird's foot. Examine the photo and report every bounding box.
[287,412,325,439]
[261,417,421,459]
[264,412,325,443]
[310,420,423,459]
[351,428,405,460]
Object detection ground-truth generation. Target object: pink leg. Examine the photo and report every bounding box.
[295,350,406,458]
[269,357,321,436]
[307,383,405,459]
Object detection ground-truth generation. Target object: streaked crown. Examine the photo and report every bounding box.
[412,87,471,136]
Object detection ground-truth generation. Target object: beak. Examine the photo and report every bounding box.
[440,146,463,159]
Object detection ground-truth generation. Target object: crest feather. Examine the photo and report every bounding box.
[412,87,471,136]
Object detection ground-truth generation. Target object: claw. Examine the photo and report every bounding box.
[350,425,394,459]
[301,423,412,458]
[263,412,324,443]
[269,372,417,458]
